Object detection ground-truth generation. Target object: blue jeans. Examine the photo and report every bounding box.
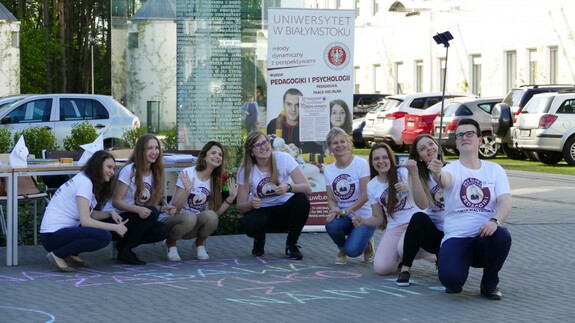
[325,217,376,257]
[438,226,512,291]
[41,227,112,259]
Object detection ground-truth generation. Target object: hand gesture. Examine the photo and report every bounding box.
[110,212,123,224]
[138,206,151,219]
[115,218,129,237]
[351,212,363,227]
[179,171,195,192]
[404,159,418,172]
[395,181,409,193]
[227,177,238,201]
[326,209,340,223]
[163,205,177,216]
[428,158,443,175]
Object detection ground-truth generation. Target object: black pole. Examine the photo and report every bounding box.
[432,31,454,159]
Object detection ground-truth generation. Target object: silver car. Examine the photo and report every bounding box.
[0,94,140,149]
[432,97,503,158]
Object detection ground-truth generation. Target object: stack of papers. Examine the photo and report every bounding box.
[163,154,197,163]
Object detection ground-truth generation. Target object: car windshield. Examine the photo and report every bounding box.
[522,96,554,114]
[503,89,526,107]
[369,101,388,113]
[0,98,26,110]
[439,102,461,116]
[381,98,402,110]
[424,102,444,114]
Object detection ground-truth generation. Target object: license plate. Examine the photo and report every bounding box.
[520,130,530,137]
[407,121,414,127]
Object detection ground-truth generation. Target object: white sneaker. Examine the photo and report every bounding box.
[167,246,181,262]
[196,245,209,260]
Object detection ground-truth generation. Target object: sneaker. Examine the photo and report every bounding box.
[196,245,209,260]
[396,271,410,287]
[363,238,375,263]
[480,283,503,300]
[285,245,303,260]
[335,250,347,265]
[167,246,181,262]
[252,238,265,256]
[117,250,146,265]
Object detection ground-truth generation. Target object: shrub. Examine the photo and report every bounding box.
[63,121,98,151]
[215,204,244,235]
[0,127,12,153]
[14,126,58,158]
[161,125,177,151]
[122,127,145,148]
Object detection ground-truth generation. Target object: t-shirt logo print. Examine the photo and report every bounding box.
[332,174,355,200]
[431,184,445,209]
[135,182,152,206]
[459,178,491,208]
[256,177,278,198]
[187,187,210,212]
[379,188,407,212]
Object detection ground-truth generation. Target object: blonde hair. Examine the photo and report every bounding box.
[241,131,279,185]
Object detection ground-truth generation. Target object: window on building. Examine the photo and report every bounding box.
[528,48,538,84]
[356,0,360,18]
[11,31,19,48]
[373,0,379,15]
[354,66,360,93]
[128,32,139,49]
[549,46,558,84]
[415,60,423,93]
[505,50,517,92]
[471,55,482,96]
[394,61,404,94]
[373,64,381,93]
[336,0,342,8]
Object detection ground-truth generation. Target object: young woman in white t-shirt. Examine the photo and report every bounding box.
[162,141,237,261]
[353,143,429,276]
[236,131,312,260]
[103,134,170,265]
[40,150,128,272]
[323,127,375,265]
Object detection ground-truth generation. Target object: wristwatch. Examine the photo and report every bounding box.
[489,217,499,225]
[341,209,347,216]
[287,183,292,192]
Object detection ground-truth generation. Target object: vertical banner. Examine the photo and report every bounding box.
[266,8,355,227]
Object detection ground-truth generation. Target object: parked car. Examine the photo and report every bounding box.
[0,94,31,109]
[373,92,469,152]
[0,94,140,149]
[491,84,575,160]
[358,99,386,147]
[512,91,575,165]
[402,97,475,149]
[352,93,389,118]
[432,97,504,159]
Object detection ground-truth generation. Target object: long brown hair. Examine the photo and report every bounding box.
[196,141,224,210]
[126,134,164,206]
[368,143,399,218]
[81,150,115,209]
[409,134,445,199]
[242,131,279,186]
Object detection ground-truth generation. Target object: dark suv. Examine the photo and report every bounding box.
[491,84,575,159]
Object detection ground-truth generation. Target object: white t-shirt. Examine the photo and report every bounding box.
[103,163,154,213]
[40,172,97,233]
[425,175,445,231]
[441,160,511,242]
[367,167,421,229]
[324,156,372,218]
[237,151,298,208]
[162,167,211,220]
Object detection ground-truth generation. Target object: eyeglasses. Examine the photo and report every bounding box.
[455,130,478,140]
[252,139,269,150]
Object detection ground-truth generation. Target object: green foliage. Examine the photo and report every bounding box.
[161,125,178,151]
[14,127,58,158]
[0,127,12,153]
[122,127,145,148]
[63,121,98,151]
[223,145,243,175]
[215,204,244,235]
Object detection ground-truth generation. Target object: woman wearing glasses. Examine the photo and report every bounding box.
[236,131,312,259]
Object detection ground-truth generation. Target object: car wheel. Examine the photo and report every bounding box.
[562,136,575,166]
[522,149,539,161]
[534,151,562,165]
[501,144,526,160]
[479,132,499,159]
[491,103,512,137]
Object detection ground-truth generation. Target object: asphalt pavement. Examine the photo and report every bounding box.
[0,169,573,322]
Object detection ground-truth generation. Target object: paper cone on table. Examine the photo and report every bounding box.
[78,134,104,165]
[9,135,29,167]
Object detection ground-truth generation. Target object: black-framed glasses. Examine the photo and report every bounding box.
[455,130,477,140]
[252,139,269,150]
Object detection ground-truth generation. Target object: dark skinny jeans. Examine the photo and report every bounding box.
[402,212,444,267]
[243,193,310,246]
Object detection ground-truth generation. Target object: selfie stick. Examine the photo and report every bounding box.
[433,31,454,159]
